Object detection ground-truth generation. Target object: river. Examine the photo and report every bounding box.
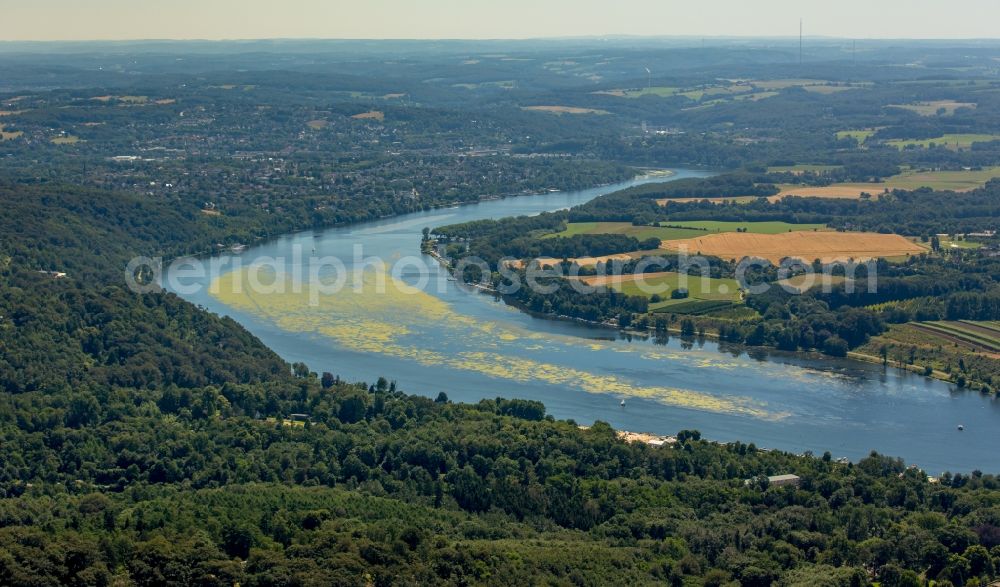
[165,170,1000,474]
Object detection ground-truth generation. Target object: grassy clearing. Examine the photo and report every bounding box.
[521,105,610,115]
[774,274,847,293]
[802,85,859,94]
[580,271,741,303]
[888,100,976,116]
[306,120,329,130]
[50,135,80,145]
[0,124,22,141]
[938,236,982,250]
[351,110,385,121]
[837,129,880,144]
[544,222,705,241]
[885,134,1000,150]
[732,91,780,102]
[662,221,829,234]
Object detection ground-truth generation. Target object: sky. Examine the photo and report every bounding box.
[4,0,1000,42]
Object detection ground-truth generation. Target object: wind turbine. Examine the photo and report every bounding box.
[645,67,652,90]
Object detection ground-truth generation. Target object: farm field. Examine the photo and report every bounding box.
[544,222,705,241]
[771,184,887,201]
[887,100,976,116]
[521,105,610,115]
[801,85,859,94]
[663,220,829,234]
[660,231,927,264]
[773,167,1000,200]
[572,270,740,301]
[50,135,80,145]
[885,134,1000,150]
[909,321,1000,355]
[856,324,1000,390]
[836,129,880,143]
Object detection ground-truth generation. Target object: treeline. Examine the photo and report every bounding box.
[610,173,779,200]
[5,355,1000,585]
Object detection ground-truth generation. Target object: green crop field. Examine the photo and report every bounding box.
[661,221,829,234]
[910,321,1000,353]
[651,299,737,315]
[609,271,741,304]
[886,134,1000,150]
[544,221,705,241]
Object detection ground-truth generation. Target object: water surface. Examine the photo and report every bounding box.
[166,170,999,474]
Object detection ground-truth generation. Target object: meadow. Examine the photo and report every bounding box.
[836,129,880,144]
[544,221,705,241]
[885,134,1000,150]
[888,100,977,116]
[571,271,741,308]
[0,124,22,140]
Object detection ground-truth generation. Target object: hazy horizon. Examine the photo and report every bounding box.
[5,0,1000,42]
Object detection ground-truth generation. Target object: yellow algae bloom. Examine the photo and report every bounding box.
[210,267,785,420]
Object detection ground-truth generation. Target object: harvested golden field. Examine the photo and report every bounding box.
[521,105,610,115]
[306,119,329,130]
[351,110,385,121]
[770,184,887,201]
[889,100,976,116]
[0,110,25,117]
[660,231,927,264]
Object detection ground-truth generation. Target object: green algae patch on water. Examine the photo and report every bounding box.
[210,267,784,420]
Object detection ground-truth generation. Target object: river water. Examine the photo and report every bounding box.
[165,170,1000,474]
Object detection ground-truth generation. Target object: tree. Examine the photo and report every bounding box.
[321,372,336,389]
